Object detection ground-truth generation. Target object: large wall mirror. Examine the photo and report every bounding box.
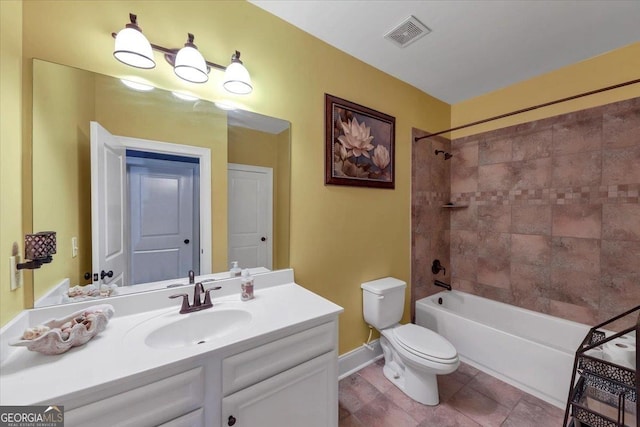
[32,59,290,307]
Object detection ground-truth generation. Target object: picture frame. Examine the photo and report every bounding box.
[325,94,395,189]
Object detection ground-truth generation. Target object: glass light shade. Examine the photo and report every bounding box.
[223,61,253,95]
[113,27,156,69]
[174,46,209,83]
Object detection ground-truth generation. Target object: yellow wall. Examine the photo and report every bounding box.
[0,0,26,325]
[32,60,95,300]
[228,126,279,168]
[13,1,450,353]
[452,42,640,138]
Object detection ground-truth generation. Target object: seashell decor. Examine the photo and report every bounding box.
[9,304,114,355]
[62,284,118,303]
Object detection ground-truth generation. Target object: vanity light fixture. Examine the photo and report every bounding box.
[112,13,253,94]
[17,231,57,270]
[113,13,156,69]
[173,33,209,83]
[223,51,253,95]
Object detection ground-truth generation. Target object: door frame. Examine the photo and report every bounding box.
[228,163,273,269]
[119,136,212,275]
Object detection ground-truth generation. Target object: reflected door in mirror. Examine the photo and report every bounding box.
[91,122,127,287]
[228,164,273,270]
[129,156,200,284]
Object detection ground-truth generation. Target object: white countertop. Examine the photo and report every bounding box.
[0,271,343,405]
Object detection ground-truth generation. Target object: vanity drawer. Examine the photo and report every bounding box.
[222,321,336,395]
[65,367,204,427]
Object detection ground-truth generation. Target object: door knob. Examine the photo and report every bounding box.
[184,239,190,244]
[227,415,236,426]
[261,237,267,242]
[100,270,114,280]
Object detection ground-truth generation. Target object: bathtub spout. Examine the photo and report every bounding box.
[434,280,451,291]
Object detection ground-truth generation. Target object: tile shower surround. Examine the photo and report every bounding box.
[412,97,640,326]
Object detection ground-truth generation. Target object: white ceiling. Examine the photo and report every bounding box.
[250,0,640,104]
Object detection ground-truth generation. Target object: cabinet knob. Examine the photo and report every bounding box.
[227,415,236,426]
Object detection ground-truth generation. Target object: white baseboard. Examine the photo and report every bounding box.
[338,339,383,379]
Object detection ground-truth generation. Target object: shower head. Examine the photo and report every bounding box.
[434,149,452,160]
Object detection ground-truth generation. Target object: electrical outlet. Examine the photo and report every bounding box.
[71,237,78,258]
[9,256,23,291]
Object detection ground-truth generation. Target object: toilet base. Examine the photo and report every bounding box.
[382,361,439,406]
[380,335,442,406]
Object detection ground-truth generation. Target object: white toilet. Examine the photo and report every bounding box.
[361,277,459,405]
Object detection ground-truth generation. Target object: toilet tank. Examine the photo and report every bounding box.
[361,277,406,329]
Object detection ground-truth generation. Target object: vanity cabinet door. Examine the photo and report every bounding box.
[221,351,337,427]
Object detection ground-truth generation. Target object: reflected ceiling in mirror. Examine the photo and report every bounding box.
[32,59,290,308]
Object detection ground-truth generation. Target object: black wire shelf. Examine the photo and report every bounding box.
[563,305,639,427]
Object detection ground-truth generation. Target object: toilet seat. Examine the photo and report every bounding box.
[393,324,457,364]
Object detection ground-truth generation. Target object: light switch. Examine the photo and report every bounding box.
[72,237,78,258]
[9,256,23,291]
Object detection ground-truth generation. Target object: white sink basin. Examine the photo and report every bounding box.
[143,308,252,349]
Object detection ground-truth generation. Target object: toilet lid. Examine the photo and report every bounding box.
[394,324,457,362]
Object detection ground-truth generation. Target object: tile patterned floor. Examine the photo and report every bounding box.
[339,359,566,427]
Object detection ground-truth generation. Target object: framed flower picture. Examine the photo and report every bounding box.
[325,94,395,189]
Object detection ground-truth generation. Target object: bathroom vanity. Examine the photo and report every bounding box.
[0,269,343,427]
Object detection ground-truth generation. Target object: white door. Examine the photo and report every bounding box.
[90,122,127,287]
[221,352,337,427]
[128,157,199,284]
[228,164,273,269]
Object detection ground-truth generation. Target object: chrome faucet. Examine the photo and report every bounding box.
[170,282,221,314]
[434,280,452,291]
[188,270,195,284]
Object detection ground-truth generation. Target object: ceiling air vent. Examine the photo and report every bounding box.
[384,15,431,48]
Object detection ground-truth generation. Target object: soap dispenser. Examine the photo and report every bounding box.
[240,269,254,301]
[229,261,241,278]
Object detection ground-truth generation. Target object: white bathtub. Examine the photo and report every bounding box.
[415,290,591,408]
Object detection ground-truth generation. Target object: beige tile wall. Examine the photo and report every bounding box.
[446,97,640,326]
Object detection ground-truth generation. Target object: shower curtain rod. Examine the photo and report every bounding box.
[414,78,640,142]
